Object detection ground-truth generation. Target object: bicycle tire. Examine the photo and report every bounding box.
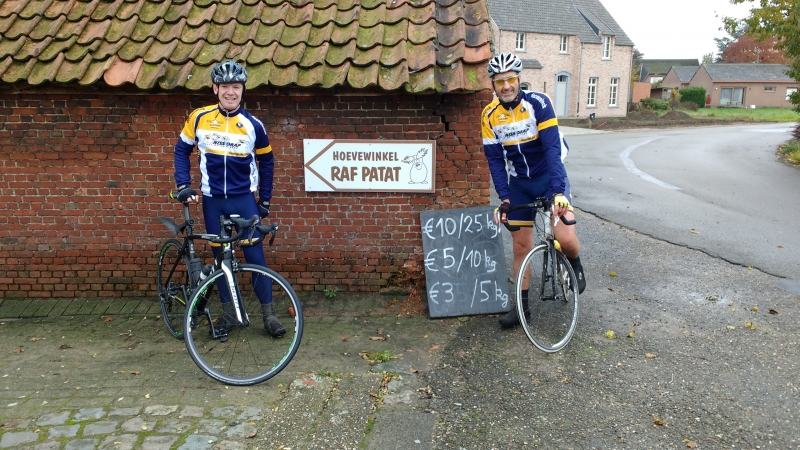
[157,239,189,339]
[183,263,303,386]
[516,244,579,352]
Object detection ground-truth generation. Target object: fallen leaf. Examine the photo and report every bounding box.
[246,432,258,439]
[130,371,141,375]
[604,330,616,339]
[645,353,657,358]
[690,229,699,234]
[726,325,736,330]
[141,425,147,431]
[29,337,41,342]
[687,441,697,449]
[369,336,386,341]
[769,309,778,315]
[609,271,617,277]
[652,417,666,426]
[12,348,23,354]
[458,316,469,322]
[428,344,440,353]
[103,317,114,323]
[288,306,295,317]
[777,245,783,248]
[627,331,635,338]
[59,344,73,350]
[745,321,754,330]
[340,334,349,341]
[410,367,419,373]
[751,306,759,312]
[144,394,150,399]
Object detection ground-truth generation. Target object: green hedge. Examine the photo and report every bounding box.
[641,98,669,111]
[679,86,706,109]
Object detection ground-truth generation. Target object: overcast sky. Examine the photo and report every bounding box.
[600,0,755,61]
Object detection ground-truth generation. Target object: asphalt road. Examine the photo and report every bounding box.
[564,123,800,282]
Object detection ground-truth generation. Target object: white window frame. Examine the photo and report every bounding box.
[602,36,612,59]
[516,33,525,51]
[787,87,798,101]
[520,82,530,90]
[587,77,598,107]
[764,86,776,92]
[559,36,568,53]
[609,78,619,106]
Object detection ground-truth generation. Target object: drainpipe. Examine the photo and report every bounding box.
[577,42,584,116]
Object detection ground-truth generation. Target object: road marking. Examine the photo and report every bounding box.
[619,139,682,191]
[745,128,793,133]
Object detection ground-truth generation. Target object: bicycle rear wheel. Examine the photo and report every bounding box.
[157,239,189,339]
[517,244,579,352]
[184,263,303,386]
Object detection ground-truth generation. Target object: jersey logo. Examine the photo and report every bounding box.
[208,119,221,130]
[236,122,244,128]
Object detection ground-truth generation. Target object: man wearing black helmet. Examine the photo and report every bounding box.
[481,53,586,328]
[173,60,286,337]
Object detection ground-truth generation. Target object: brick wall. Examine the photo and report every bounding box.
[0,88,493,298]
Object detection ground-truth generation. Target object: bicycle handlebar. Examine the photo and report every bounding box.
[503,198,577,226]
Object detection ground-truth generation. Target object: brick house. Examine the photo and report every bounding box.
[662,66,700,89]
[487,0,634,118]
[689,64,797,108]
[638,59,699,84]
[0,0,494,299]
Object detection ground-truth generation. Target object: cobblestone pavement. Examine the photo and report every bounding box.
[0,295,452,450]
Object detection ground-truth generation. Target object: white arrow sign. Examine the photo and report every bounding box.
[303,139,436,192]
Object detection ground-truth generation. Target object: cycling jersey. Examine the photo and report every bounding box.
[174,105,273,200]
[481,90,567,201]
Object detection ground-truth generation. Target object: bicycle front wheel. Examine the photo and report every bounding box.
[184,264,303,386]
[517,245,579,353]
[157,239,189,339]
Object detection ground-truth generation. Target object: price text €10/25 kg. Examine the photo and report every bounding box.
[422,211,509,309]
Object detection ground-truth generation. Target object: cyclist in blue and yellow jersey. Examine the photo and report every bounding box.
[173,60,285,337]
[481,53,587,328]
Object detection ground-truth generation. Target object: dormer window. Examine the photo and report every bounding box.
[602,36,612,59]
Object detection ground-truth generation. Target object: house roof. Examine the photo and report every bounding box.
[670,66,699,82]
[639,59,699,79]
[0,0,493,93]
[487,0,634,46]
[701,64,793,82]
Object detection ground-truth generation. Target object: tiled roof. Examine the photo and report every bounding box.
[671,66,699,82]
[640,59,699,79]
[488,0,633,46]
[521,58,542,69]
[0,0,493,93]
[702,63,793,82]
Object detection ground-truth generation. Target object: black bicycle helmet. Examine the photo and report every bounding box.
[210,60,248,84]
[487,53,523,77]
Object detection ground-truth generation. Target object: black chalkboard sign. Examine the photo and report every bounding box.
[420,206,511,318]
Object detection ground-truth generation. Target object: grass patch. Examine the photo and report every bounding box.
[686,107,800,122]
[779,140,800,165]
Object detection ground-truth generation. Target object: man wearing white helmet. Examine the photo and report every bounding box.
[481,53,586,328]
[173,60,286,337]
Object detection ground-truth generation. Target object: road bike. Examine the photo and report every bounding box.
[506,198,579,352]
[156,195,303,385]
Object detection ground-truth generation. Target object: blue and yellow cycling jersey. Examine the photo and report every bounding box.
[174,105,274,200]
[481,91,566,201]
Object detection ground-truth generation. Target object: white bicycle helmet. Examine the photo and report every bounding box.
[210,60,248,84]
[487,53,523,77]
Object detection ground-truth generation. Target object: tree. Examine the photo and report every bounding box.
[714,20,747,62]
[702,53,714,64]
[721,35,789,63]
[631,47,644,82]
[727,0,800,111]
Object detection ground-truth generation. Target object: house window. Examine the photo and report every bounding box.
[720,87,745,106]
[560,36,568,53]
[609,78,619,106]
[516,33,525,51]
[764,86,776,92]
[650,76,663,85]
[587,77,598,107]
[602,36,612,59]
[787,87,798,101]
[520,83,530,90]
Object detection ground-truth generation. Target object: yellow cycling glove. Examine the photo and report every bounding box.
[553,194,570,209]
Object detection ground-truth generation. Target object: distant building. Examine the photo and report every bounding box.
[639,59,699,84]
[690,64,797,108]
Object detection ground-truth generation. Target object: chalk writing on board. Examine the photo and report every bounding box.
[420,207,510,318]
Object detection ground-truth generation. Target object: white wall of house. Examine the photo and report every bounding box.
[494,29,632,118]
